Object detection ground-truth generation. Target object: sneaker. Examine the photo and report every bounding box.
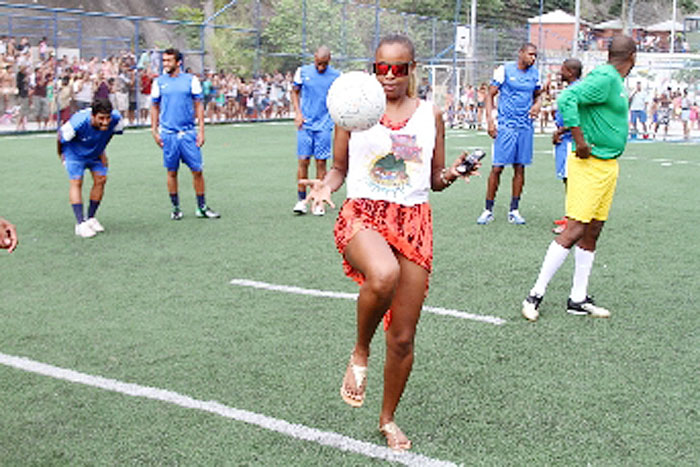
[508,209,526,224]
[74,221,97,238]
[195,205,220,218]
[521,293,543,322]
[476,209,494,225]
[171,208,184,220]
[293,200,307,215]
[566,296,611,318]
[312,204,325,216]
[85,217,104,233]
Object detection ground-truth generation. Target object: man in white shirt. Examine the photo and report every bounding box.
[629,81,648,138]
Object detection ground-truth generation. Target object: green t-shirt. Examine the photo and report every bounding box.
[557,63,628,159]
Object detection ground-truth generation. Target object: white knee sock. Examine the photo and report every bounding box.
[570,246,595,302]
[531,241,570,297]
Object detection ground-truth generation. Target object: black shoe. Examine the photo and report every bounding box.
[566,296,610,318]
[521,293,543,321]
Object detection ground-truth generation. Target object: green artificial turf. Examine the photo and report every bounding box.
[0,123,697,465]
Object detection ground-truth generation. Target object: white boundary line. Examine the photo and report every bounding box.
[0,352,456,467]
[230,278,506,326]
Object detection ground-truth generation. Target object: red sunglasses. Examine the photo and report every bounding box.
[373,61,411,77]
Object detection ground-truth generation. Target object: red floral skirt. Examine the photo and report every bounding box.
[333,198,433,328]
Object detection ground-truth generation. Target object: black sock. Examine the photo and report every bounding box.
[510,197,520,211]
[170,193,179,209]
[71,203,84,224]
[87,200,100,219]
[196,194,206,209]
[485,199,495,211]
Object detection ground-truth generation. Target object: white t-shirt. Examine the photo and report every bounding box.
[346,100,436,206]
[629,89,647,111]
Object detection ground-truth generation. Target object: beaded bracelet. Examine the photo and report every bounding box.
[440,168,454,187]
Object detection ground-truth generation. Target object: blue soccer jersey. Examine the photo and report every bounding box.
[293,64,340,131]
[151,72,203,132]
[59,109,123,159]
[491,62,540,128]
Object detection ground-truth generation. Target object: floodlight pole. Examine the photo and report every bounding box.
[671,0,678,54]
[470,0,476,85]
[451,0,462,102]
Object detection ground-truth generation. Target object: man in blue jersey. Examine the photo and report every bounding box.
[150,48,219,220]
[291,45,340,216]
[477,43,542,225]
[551,58,582,234]
[58,98,124,238]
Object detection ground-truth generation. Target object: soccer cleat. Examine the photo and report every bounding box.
[171,208,184,220]
[508,209,526,225]
[85,217,104,233]
[521,293,543,322]
[312,204,325,216]
[293,200,308,215]
[476,209,494,225]
[195,205,221,218]
[74,221,97,238]
[566,296,611,318]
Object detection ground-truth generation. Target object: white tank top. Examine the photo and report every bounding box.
[346,99,435,206]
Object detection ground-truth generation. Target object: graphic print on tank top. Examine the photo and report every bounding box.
[368,133,422,195]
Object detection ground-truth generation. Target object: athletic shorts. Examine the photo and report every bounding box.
[297,128,332,160]
[492,125,534,166]
[554,140,572,180]
[566,156,619,222]
[630,110,647,124]
[161,130,203,172]
[64,156,108,180]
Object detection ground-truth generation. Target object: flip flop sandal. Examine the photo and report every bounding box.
[379,421,412,451]
[340,356,367,408]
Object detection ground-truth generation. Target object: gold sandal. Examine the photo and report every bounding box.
[379,421,412,451]
[340,356,367,408]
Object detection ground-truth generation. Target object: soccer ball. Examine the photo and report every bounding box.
[326,71,386,132]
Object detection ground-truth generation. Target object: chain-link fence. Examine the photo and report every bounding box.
[1,0,699,132]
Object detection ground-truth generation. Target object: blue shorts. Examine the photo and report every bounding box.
[162,130,203,172]
[554,140,572,180]
[492,125,534,166]
[65,156,108,180]
[630,110,647,124]
[297,128,332,160]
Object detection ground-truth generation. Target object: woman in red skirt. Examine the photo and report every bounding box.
[303,34,480,451]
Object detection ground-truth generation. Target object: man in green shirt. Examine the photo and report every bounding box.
[521,35,637,321]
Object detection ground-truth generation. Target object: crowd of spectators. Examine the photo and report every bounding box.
[0,35,296,131]
[443,74,698,141]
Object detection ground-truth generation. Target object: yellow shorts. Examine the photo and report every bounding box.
[566,155,619,222]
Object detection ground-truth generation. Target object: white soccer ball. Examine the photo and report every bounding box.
[326,71,386,132]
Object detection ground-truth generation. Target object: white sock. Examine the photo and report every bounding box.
[531,241,570,297]
[570,246,595,302]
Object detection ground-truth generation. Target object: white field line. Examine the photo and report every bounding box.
[230,278,506,326]
[0,352,456,467]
